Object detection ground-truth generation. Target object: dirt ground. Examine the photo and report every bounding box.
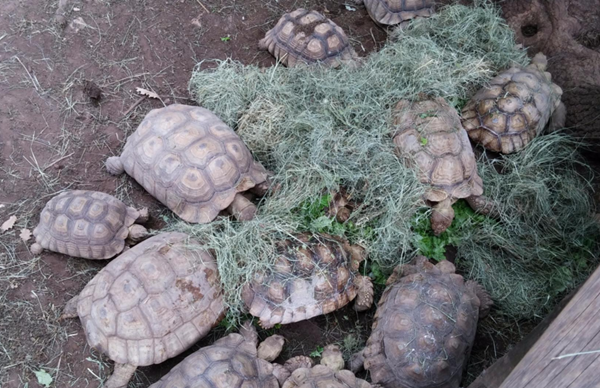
[0,0,596,387]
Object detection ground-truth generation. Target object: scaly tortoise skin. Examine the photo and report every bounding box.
[352,257,492,388]
[149,324,282,388]
[461,53,565,154]
[106,104,269,223]
[62,232,226,388]
[393,97,489,235]
[30,190,148,259]
[283,345,375,388]
[362,0,435,26]
[242,233,374,328]
[259,9,359,68]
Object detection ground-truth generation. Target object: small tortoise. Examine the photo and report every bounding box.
[259,9,359,68]
[149,322,287,388]
[351,256,492,388]
[62,232,226,388]
[31,190,148,259]
[106,104,270,223]
[283,344,375,388]
[242,233,374,328]
[461,53,566,154]
[361,0,435,27]
[393,97,491,235]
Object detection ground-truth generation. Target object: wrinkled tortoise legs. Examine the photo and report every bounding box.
[227,193,257,221]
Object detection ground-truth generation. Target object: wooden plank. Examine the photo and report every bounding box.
[498,264,600,388]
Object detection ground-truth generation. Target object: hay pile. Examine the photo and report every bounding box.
[178,3,600,323]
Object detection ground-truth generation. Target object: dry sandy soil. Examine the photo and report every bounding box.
[0,0,595,387]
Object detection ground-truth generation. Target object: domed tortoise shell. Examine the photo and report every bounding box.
[32,190,142,259]
[461,55,563,154]
[149,332,279,388]
[259,9,359,68]
[74,232,225,368]
[282,365,373,388]
[242,233,366,328]
[362,257,490,388]
[363,0,435,26]
[393,97,483,204]
[106,104,269,223]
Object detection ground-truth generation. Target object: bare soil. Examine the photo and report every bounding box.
[0,0,596,387]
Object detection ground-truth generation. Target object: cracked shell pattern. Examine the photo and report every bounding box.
[259,9,358,68]
[282,365,373,388]
[112,104,268,223]
[242,234,363,328]
[32,190,140,259]
[461,65,563,154]
[149,332,278,388]
[363,258,481,388]
[76,232,225,367]
[393,97,483,204]
[364,0,435,26]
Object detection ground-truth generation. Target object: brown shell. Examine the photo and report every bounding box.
[112,104,268,223]
[149,332,278,388]
[461,64,563,154]
[75,232,225,367]
[32,190,139,259]
[242,233,364,328]
[258,9,359,68]
[282,365,373,388]
[363,257,482,388]
[364,0,435,26]
[393,97,483,204]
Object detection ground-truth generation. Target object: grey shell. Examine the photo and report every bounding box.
[32,190,140,259]
[364,0,435,26]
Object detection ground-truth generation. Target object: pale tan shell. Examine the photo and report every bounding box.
[107,104,268,223]
[259,9,359,68]
[32,190,141,259]
[242,233,366,328]
[282,365,373,388]
[149,332,279,388]
[364,0,435,26]
[75,232,225,367]
[362,257,484,388]
[393,97,483,204]
[461,59,563,154]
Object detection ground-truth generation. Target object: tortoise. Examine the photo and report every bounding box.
[350,256,492,388]
[149,322,286,388]
[61,232,226,388]
[259,9,359,68]
[392,97,492,235]
[30,190,148,259]
[360,0,435,27]
[105,104,270,223]
[283,344,375,388]
[242,233,374,328]
[461,53,566,154]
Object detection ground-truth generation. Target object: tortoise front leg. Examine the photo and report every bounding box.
[105,363,137,388]
[227,193,257,221]
[60,295,79,320]
[353,275,374,312]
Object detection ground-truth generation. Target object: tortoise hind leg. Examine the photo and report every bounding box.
[60,295,79,320]
[227,193,257,221]
[105,363,137,388]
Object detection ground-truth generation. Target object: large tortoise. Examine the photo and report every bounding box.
[149,322,287,388]
[461,53,566,154]
[259,9,359,68]
[283,344,375,388]
[393,97,491,235]
[361,0,435,27]
[62,232,226,388]
[106,104,270,223]
[30,190,148,259]
[242,233,374,328]
[351,256,492,388]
